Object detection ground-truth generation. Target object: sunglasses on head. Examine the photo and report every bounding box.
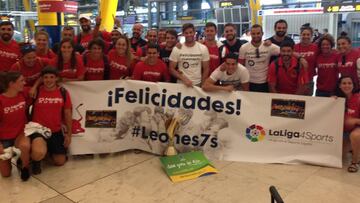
[23,44,36,50]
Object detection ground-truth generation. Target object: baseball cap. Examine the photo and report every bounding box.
[112,26,123,34]
[79,14,91,21]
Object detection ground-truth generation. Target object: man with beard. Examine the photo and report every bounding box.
[239,24,279,92]
[268,41,309,95]
[169,23,209,87]
[219,23,247,63]
[130,23,147,53]
[75,14,111,51]
[0,21,20,72]
[135,29,158,61]
[267,19,294,47]
[52,26,85,54]
[106,27,123,53]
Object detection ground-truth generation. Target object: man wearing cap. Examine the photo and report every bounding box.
[76,14,112,50]
[107,27,123,53]
[0,21,20,72]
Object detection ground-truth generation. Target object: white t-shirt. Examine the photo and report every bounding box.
[239,41,279,84]
[169,41,210,85]
[210,63,250,90]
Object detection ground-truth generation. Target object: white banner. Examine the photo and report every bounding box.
[63,80,344,168]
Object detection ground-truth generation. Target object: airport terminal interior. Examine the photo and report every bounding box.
[1,0,360,202]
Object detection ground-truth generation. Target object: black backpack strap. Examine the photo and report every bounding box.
[82,54,88,66]
[295,57,301,74]
[28,87,67,121]
[77,33,82,45]
[59,87,67,104]
[103,55,110,80]
[219,45,225,64]
[28,86,41,120]
[276,58,301,76]
[141,46,147,57]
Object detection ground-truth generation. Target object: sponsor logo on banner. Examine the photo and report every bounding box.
[245,124,266,142]
[271,99,305,119]
[85,110,117,128]
[268,128,334,145]
[245,124,334,145]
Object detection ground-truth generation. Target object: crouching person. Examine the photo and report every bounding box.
[0,72,31,181]
[29,67,72,174]
[202,53,250,92]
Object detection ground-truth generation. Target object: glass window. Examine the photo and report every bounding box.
[216,9,224,23]
[224,8,232,22]
[232,8,240,23]
[241,8,249,22]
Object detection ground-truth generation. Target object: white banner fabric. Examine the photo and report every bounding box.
[63,80,344,168]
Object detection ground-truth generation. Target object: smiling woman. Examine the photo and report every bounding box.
[34,31,56,60]
[49,38,85,81]
[335,76,360,173]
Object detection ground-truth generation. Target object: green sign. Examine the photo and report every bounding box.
[160,151,218,183]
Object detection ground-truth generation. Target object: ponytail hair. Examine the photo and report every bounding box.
[337,31,351,44]
[0,71,22,93]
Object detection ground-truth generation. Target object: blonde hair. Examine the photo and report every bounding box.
[34,30,50,50]
[35,30,50,41]
[116,35,134,68]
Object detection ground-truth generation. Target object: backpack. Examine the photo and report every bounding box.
[83,54,110,80]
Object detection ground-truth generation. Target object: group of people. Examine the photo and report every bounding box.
[1,13,360,182]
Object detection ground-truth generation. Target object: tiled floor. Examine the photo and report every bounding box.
[1,150,359,203]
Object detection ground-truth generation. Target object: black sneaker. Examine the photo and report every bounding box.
[20,167,30,181]
[32,161,42,175]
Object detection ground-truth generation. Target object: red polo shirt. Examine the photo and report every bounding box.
[10,58,49,86]
[315,51,338,93]
[49,54,85,79]
[107,49,133,79]
[132,59,170,82]
[294,43,318,78]
[0,39,20,72]
[268,56,309,94]
[337,49,360,88]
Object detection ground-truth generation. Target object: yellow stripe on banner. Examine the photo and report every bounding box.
[99,0,119,32]
[37,0,64,26]
[169,165,218,183]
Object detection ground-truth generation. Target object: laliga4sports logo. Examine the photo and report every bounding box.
[245,124,334,144]
[245,124,266,142]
